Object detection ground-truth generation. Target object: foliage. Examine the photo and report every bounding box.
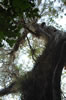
[0,0,40,47]
[0,0,66,47]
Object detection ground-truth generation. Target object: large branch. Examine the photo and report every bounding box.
[0,82,17,96]
[11,20,64,56]
[23,23,50,40]
[10,31,27,55]
[23,22,64,42]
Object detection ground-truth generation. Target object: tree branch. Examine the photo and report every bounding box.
[10,31,27,55]
[0,82,16,96]
[27,37,36,62]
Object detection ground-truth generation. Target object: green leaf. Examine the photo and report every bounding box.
[0,32,4,39]
[13,0,31,13]
[6,39,16,47]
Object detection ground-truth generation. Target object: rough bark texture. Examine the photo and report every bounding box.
[21,25,66,100]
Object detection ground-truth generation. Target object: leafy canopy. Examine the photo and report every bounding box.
[0,0,66,47]
[0,0,39,47]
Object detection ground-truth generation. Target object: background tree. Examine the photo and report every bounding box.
[0,0,66,100]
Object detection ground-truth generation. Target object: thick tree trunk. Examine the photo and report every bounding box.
[0,23,66,100]
[21,24,66,100]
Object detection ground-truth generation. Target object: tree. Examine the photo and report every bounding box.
[0,0,66,100]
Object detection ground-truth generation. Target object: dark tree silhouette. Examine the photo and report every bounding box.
[0,23,66,100]
[21,30,66,100]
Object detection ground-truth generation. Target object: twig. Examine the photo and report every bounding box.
[27,37,36,62]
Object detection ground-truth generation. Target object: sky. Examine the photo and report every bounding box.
[38,0,66,31]
[55,15,66,30]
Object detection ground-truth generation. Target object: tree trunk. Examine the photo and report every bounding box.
[0,23,66,100]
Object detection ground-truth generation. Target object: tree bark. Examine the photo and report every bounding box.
[0,23,66,100]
